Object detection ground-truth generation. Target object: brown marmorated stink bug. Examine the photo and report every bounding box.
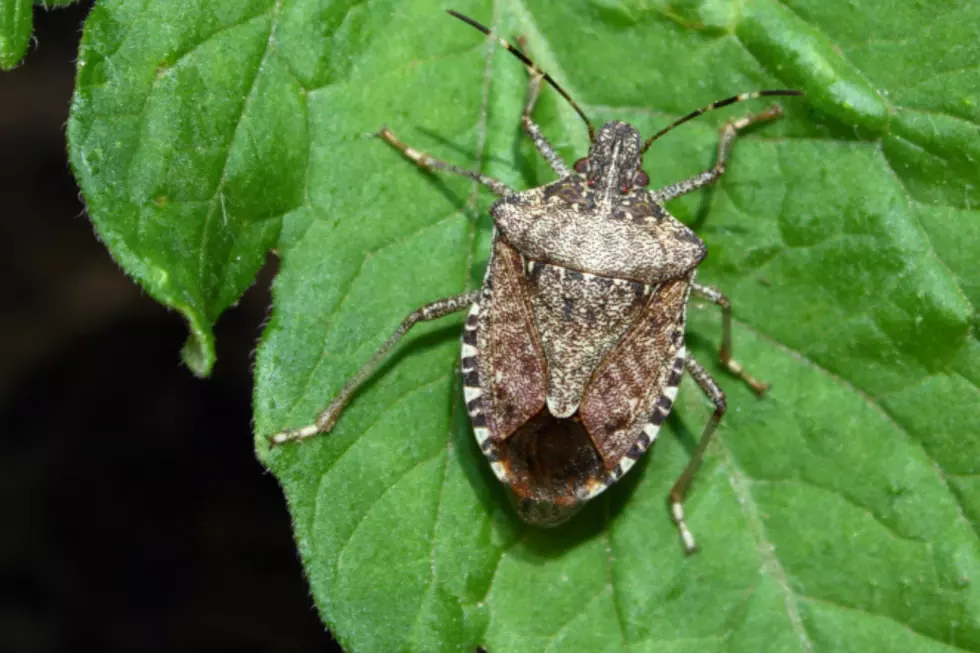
[269,10,803,554]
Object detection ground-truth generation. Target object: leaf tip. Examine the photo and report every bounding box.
[180,322,216,378]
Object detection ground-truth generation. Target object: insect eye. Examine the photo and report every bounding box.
[620,185,630,194]
[635,170,649,187]
[573,158,588,174]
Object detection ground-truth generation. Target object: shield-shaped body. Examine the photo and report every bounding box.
[462,173,705,525]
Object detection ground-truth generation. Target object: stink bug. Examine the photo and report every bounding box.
[269,10,802,553]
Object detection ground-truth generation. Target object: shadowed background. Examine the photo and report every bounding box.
[0,4,341,651]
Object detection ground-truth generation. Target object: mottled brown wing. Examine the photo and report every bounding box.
[463,237,548,479]
[580,273,693,474]
[482,238,548,439]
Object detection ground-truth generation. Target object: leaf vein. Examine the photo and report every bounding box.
[333,448,448,580]
[307,372,453,550]
[753,478,927,545]
[198,0,285,299]
[408,446,451,652]
[280,210,462,424]
[603,496,629,646]
[732,316,979,544]
[800,594,978,653]
[541,586,610,653]
[713,437,815,652]
[301,43,486,96]
[167,6,273,71]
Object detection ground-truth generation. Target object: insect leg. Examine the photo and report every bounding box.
[650,104,785,203]
[668,355,726,555]
[692,283,770,396]
[517,46,572,178]
[379,127,513,196]
[268,290,481,446]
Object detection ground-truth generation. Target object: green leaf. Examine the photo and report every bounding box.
[69,0,300,375]
[69,0,980,652]
[1,0,33,69]
[0,0,80,70]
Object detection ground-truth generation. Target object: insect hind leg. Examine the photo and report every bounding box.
[378,127,513,197]
[668,355,727,555]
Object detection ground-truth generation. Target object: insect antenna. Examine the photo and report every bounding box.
[447,9,596,141]
[641,89,804,153]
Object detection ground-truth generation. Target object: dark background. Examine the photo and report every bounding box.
[1,4,341,651]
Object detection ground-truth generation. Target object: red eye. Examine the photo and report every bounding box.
[635,170,649,187]
[621,185,630,194]
[573,158,588,174]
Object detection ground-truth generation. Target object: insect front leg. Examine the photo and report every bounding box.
[692,283,769,396]
[378,127,513,196]
[651,104,785,203]
[268,290,480,446]
[519,59,572,178]
[669,355,726,555]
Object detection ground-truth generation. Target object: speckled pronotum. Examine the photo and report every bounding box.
[269,9,803,554]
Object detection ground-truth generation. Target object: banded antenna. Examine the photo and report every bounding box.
[641,89,804,153]
[447,10,596,142]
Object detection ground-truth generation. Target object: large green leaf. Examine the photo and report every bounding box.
[69,0,980,651]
